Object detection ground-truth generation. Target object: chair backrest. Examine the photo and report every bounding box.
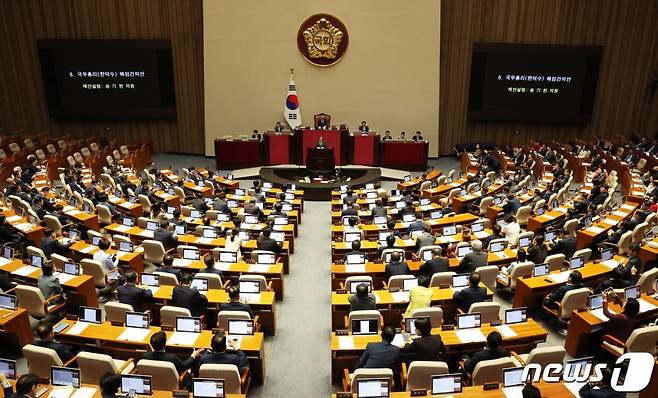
[478,197,494,215]
[617,231,634,255]
[143,240,166,264]
[76,351,119,384]
[80,258,107,287]
[136,360,179,391]
[238,274,267,291]
[96,204,113,224]
[632,222,649,243]
[533,199,546,212]
[351,368,394,392]
[22,344,63,379]
[15,285,46,317]
[35,149,46,160]
[548,194,558,209]
[406,361,449,391]
[525,346,566,368]
[83,198,96,212]
[468,302,500,323]
[447,188,460,201]
[160,305,192,327]
[195,273,223,289]
[46,144,57,154]
[153,271,179,286]
[27,245,46,259]
[471,357,516,385]
[419,181,431,191]
[417,245,441,260]
[626,325,658,355]
[381,248,405,260]
[430,272,455,287]
[217,310,251,330]
[545,253,565,272]
[138,194,152,212]
[348,310,382,333]
[475,265,498,290]
[345,276,373,292]
[105,301,134,322]
[509,261,534,289]
[515,206,532,224]
[410,307,443,327]
[638,267,658,293]
[387,275,417,290]
[559,287,591,319]
[199,364,242,394]
[564,219,578,237]
[112,234,131,246]
[572,248,592,263]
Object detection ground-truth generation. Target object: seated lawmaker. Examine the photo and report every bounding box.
[274,121,284,133]
[219,286,254,318]
[453,273,487,312]
[40,229,72,259]
[358,120,369,132]
[343,240,365,263]
[348,283,377,312]
[419,247,449,278]
[256,228,282,253]
[382,130,393,141]
[377,235,397,258]
[601,293,639,342]
[316,118,329,130]
[543,270,584,309]
[38,262,63,301]
[173,274,209,317]
[117,270,153,312]
[315,136,327,148]
[1,373,40,398]
[198,334,250,374]
[202,254,224,277]
[385,252,410,278]
[594,265,633,293]
[34,323,76,363]
[401,318,445,362]
[142,331,203,378]
[154,219,178,249]
[462,331,508,376]
[403,276,433,318]
[155,255,183,282]
[412,131,424,142]
[354,326,400,371]
[458,240,487,273]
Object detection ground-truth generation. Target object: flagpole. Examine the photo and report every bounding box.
[290,67,294,80]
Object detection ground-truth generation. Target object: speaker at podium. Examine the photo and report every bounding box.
[306,146,335,175]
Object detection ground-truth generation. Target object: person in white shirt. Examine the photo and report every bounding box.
[223,228,243,258]
[93,238,119,274]
[343,216,361,233]
[500,214,520,246]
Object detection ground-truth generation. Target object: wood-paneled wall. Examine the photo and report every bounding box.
[0,0,204,154]
[439,0,658,155]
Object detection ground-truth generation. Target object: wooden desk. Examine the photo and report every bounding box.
[330,319,547,381]
[152,286,277,335]
[0,384,244,398]
[421,178,469,203]
[108,196,144,219]
[0,258,98,307]
[57,203,100,231]
[0,308,33,347]
[54,319,266,384]
[512,258,621,308]
[70,241,145,274]
[575,202,637,249]
[331,382,578,397]
[564,293,658,356]
[1,209,45,245]
[330,286,494,330]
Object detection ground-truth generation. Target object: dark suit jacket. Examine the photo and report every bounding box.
[40,236,71,259]
[459,251,487,273]
[419,258,450,278]
[154,228,178,249]
[402,335,445,363]
[527,244,548,264]
[34,339,76,363]
[342,208,358,217]
[257,237,281,253]
[219,301,254,318]
[117,284,153,312]
[578,384,625,398]
[371,206,387,217]
[623,256,641,276]
[552,236,577,259]
[453,286,487,312]
[191,198,209,213]
[464,348,508,374]
[172,285,208,316]
[155,266,183,282]
[199,350,249,374]
[354,341,400,370]
[547,283,585,304]
[141,351,195,372]
[348,294,377,312]
[385,261,411,278]
[212,199,230,213]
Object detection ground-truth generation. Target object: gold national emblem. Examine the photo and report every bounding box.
[297,14,349,67]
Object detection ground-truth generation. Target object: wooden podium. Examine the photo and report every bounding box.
[307,147,334,175]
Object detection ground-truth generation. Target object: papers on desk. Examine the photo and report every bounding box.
[195,237,214,245]
[6,215,22,222]
[586,226,605,234]
[249,264,271,273]
[113,225,131,233]
[337,336,354,350]
[117,327,151,342]
[167,331,199,346]
[494,251,508,259]
[48,387,74,398]
[345,264,366,273]
[648,241,658,249]
[589,308,612,322]
[144,286,160,295]
[436,236,451,244]
[12,265,39,276]
[14,223,34,232]
[214,262,232,271]
[601,260,620,269]
[474,231,489,239]
[65,321,91,336]
[564,381,587,397]
[56,273,77,284]
[79,246,96,254]
[138,230,154,238]
[173,259,193,268]
[602,218,618,226]
[502,386,524,398]
[0,257,12,267]
[402,239,415,246]
[392,333,411,347]
[71,387,97,398]
[66,210,82,217]
[455,328,486,344]
[240,293,261,303]
[390,291,410,303]
[494,324,517,338]
[272,225,285,231]
[637,298,658,313]
[225,335,243,349]
[548,271,571,284]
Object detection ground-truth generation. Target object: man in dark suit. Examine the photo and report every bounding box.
[458,240,487,274]
[371,199,387,217]
[198,334,250,374]
[99,373,121,398]
[594,265,633,293]
[40,229,72,259]
[348,283,377,312]
[419,248,449,279]
[342,201,359,217]
[385,252,411,278]
[527,235,548,264]
[343,240,366,263]
[34,323,76,363]
[358,121,369,132]
[502,194,521,215]
[401,318,445,362]
[377,235,397,258]
[578,367,626,398]
[173,274,209,317]
[212,192,230,213]
[142,331,203,378]
[550,231,577,259]
[257,228,281,253]
[543,270,584,309]
[354,327,400,371]
[274,122,284,133]
[315,136,327,148]
[399,200,415,216]
[1,373,40,398]
[342,189,358,205]
[243,199,262,218]
[481,224,503,249]
[622,242,642,281]
[117,270,153,312]
[155,255,183,282]
[406,212,426,235]
[191,194,209,213]
[462,331,508,375]
[0,215,22,244]
[154,219,178,249]
[453,273,487,312]
[202,255,224,277]
[219,286,254,318]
